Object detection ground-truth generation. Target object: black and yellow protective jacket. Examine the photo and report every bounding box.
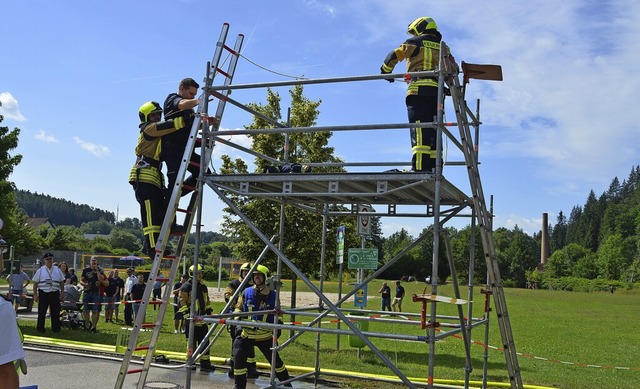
[178,278,211,326]
[128,119,182,188]
[381,29,443,96]
[235,286,279,341]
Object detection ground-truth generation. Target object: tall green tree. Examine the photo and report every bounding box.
[220,86,359,278]
[0,104,38,255]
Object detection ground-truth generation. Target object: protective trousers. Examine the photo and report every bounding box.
[229,326,256,376]
[190,324,211,363]
[132,181,164,256]
[406,94,439,172]
[233,336,291,389]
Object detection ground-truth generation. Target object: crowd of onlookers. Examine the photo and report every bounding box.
[5,253,178,333]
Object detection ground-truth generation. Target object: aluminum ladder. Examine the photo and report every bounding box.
[114,23,244,389]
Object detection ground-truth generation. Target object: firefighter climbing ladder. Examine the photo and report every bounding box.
[114,23,244,389]
[445,56,523,388]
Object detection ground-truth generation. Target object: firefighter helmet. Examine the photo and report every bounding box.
[252,265,269,283]
[407,17,437,36]
[138,101,162,123]
[189,264,204,277]
[240,262,251,276]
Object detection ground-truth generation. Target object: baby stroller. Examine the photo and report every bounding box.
[60,284,83,329]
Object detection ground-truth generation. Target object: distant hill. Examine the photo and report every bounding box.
[16,189,115,227]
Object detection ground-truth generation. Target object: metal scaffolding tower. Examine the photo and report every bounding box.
[116,22,522,389]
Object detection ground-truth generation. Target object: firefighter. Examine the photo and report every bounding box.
[232,265,291,389]
[178,264,214,372]
[129,101,185,258]
[224,262,257,379]
[381,16,443,173]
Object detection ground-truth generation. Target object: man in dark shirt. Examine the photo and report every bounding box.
[392,280,406,312]
[378,282,392,311]
[81,257,108,332]
[162,78,203,200]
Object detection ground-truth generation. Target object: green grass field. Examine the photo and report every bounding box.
[12,279,640,389]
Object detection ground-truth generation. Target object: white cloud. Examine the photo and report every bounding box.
[34,129,58,143]
[212,129,254,168]
[0,92,26,121]
[303,0,336,17]
[73,137,110,157]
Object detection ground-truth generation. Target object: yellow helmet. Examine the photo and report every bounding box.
[138,101,162,123]
[252,264,269,279]
[407,17,437,36]
[188,264,204,277]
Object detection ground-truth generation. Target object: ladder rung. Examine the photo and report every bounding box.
[215,67,231,79]
[127,368,144,374]
[134,346,150,351]
[176,207,189,214]
[189,161,201,168]
[156,277,169,282]
[141,323,157,328]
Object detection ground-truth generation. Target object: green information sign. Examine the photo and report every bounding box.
[347,248,378,269]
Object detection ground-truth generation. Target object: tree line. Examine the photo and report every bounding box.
[2,95,639,290]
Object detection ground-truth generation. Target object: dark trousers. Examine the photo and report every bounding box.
[132,182,165,256]
[233,336,290,389]
[37,290,61,333]
[381,297,391,311]
[407,94,439,172]
[162,143,203,199]
[124,294,133,325]
[187,324,211,362]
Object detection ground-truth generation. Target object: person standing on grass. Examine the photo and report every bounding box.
[391,280,406,312]
[6,264,30,314]
[32,252,65,333]
[123,268,138,325]
[81,257,109,332]
[378,282,392,311]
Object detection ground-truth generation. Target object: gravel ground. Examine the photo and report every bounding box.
[207,288,356,307]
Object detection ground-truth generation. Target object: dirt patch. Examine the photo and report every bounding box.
[207,288,360,307]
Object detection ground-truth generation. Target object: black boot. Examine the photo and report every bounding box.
[200,359,215,372]
[276,369,292,387]
[227,366,234,378]
[247,363,259,379]
[234,374,247,389]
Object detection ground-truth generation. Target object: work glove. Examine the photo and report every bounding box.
[174,116,185,130]
[380,66,394,83]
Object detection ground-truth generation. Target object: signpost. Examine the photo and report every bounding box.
[347,248,379,270]
[357,204,373,236]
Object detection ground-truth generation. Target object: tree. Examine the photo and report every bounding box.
[108,228,140,252]
[549,211,567,253]
[379,228,418,280]
[596,234,633,280]
[0,104,38,255]
[81,218,114,235]
[220,86,357,278]
[545,243,590,278]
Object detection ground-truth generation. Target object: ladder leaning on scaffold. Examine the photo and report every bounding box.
[114,22,244,389]
[443,45,524,389]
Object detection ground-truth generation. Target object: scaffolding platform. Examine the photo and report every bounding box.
[206,171,471,207]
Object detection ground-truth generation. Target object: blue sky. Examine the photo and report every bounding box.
[2,0,640,237]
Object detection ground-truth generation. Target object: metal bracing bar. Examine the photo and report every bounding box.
[209,70,438,91]
[212,121,436,136]
[281,226,433,349]
[211,185,418,388]
[213,136,283,165]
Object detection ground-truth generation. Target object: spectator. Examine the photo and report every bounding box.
[103,270,120,323]
[123,268,138,325]
[378,282,392,312]
[58,261,71,284]
[113,269,125,322]
[6,264,30,314]
[81,256,109,332]
[62,282,81,311]
[32,252,65,333]
[391,280,406,312]
[131,273,146,321]
[69,268,78,285]
[152,271,165,311]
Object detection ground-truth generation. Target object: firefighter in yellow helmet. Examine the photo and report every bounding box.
[224,262,257,378]
[380,17,442,173]
[129,101,186,258]
[178,264,214,372]
[232,265,291,388]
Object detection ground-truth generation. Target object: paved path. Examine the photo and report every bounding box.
[20,348,326,389]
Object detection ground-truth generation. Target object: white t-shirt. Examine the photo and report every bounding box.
[124,275,138,294]
[32,265,65,292]
[0,298,25,365]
